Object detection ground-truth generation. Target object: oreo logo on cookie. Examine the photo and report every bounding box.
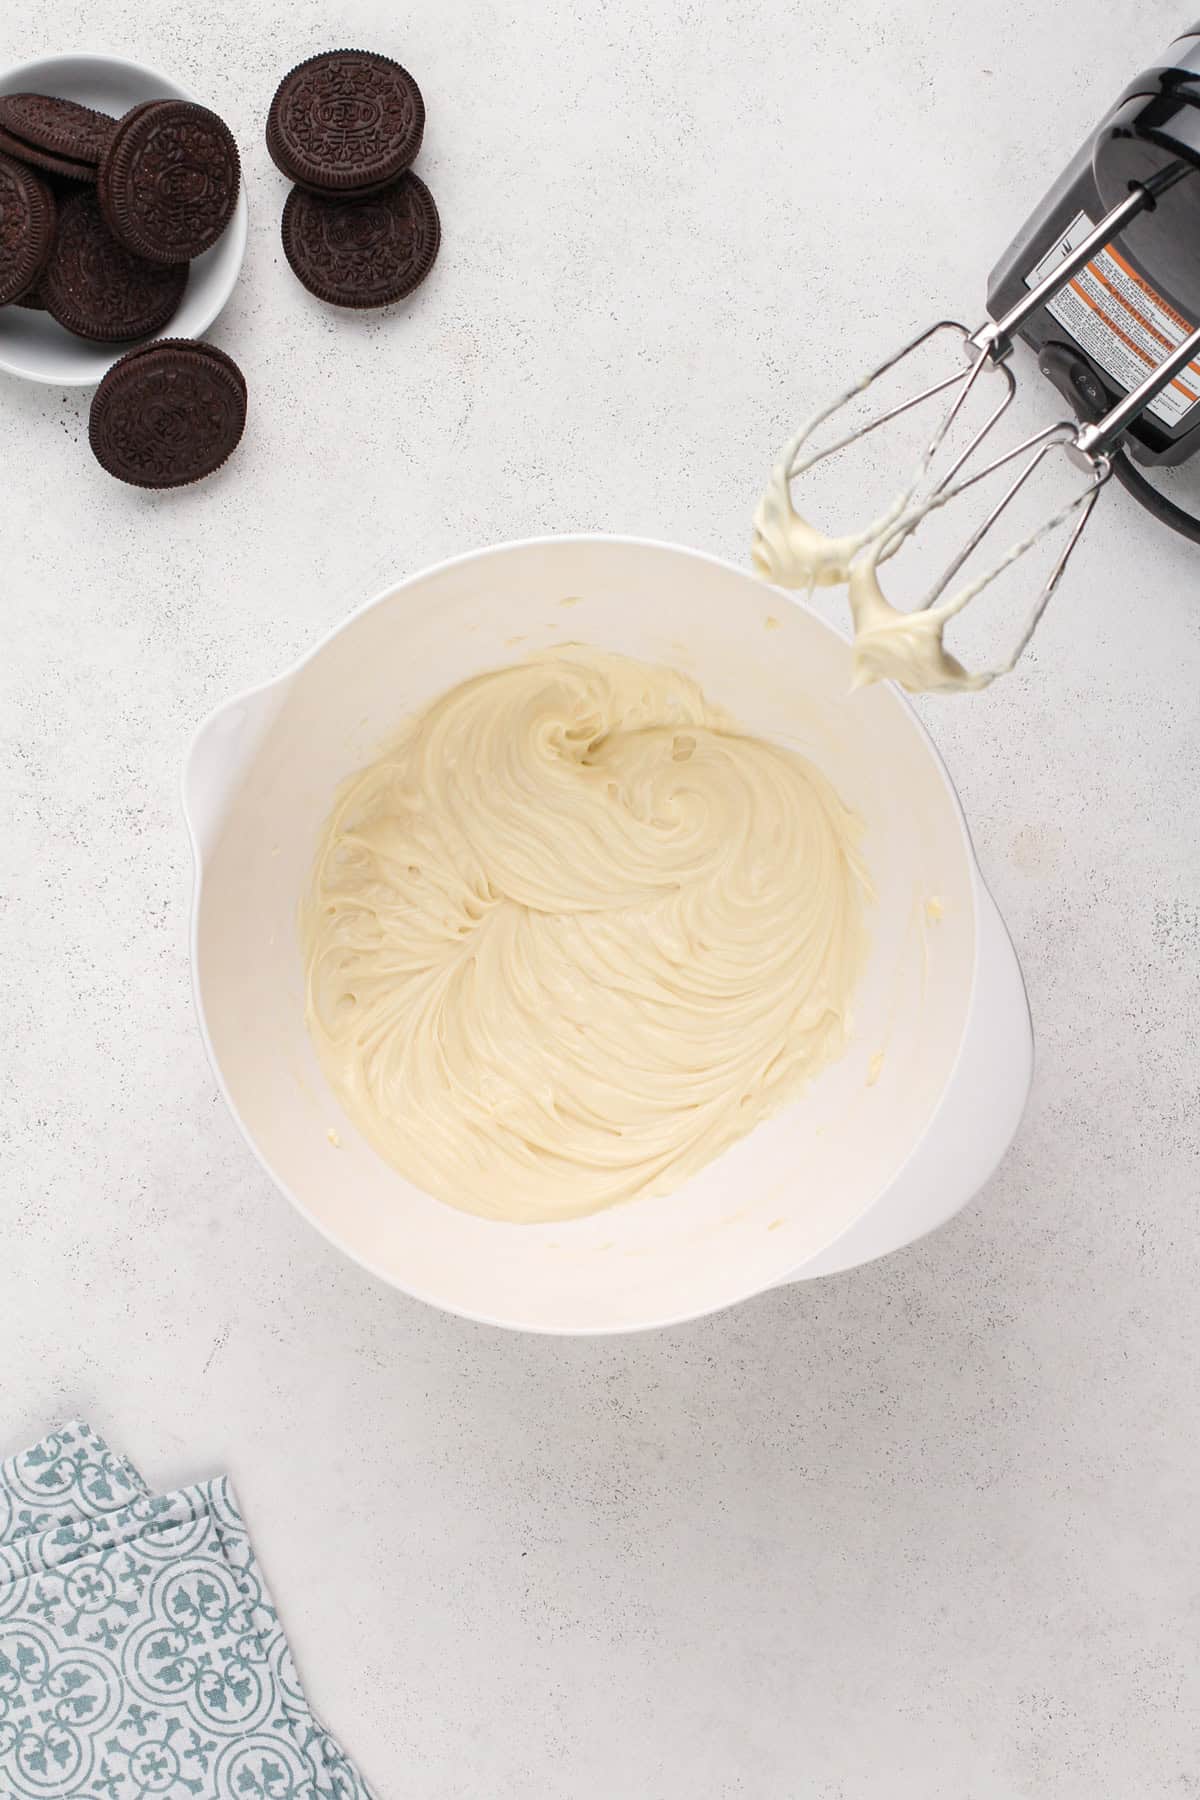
[267,50,424,195]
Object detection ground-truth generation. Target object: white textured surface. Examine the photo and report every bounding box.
[2,2,1198,1795]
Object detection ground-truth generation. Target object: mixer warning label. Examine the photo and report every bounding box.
[1025,210,1200,427]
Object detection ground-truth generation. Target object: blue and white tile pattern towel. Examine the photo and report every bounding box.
[0,1422,373,1799]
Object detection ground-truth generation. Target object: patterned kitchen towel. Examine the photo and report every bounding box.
[0,1422,146,1542]
[0,1422,373,1800]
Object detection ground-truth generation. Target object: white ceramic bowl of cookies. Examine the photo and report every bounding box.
[183,535,1033,1335]
[0,52,247,386]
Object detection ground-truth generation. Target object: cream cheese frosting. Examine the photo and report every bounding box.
[752,445,1090,694]
[302,648,871,1223]
[752,456,993,694]
[752,439,914,591]
[846,537,993,694]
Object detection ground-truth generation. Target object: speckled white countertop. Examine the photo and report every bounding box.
[3,2,1199,1794]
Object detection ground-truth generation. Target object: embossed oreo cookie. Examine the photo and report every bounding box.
[99,99,240,263]
[88,338,247,488]
[0,153,56,305]
[0,121,96,182]
[267,50,424,194]
[41,188,188,341]
[0,93,117,165]
[281,171,439,308]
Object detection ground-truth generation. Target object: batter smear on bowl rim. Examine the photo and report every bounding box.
[301,648,870,1223]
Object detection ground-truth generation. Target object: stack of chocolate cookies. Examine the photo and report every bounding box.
[0,92,238,341]
[0,87,248,488]
[267,50,440,308]
[1,53,442,488]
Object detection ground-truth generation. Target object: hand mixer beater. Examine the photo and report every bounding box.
[755,22,1200,692]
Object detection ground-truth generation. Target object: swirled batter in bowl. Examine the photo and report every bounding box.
[302,648,870,1222]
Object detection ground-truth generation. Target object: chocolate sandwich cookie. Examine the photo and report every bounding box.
[41,188,187,341]
[0,153,56,306]
[281,171,439,308]
[0,121,96,182]
[94,101,167,243]
[267,50,424,194]
[93,97,158,207]
[88,338,247,488]
[0,92,117,165]
[99,99,239,264]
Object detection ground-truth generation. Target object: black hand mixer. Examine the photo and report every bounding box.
[765,22,1200,678]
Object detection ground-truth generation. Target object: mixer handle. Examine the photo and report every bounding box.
[969,163,1200,472]
[971,186,1151,364]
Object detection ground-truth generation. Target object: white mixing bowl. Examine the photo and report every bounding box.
[183,536,1032,1334]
